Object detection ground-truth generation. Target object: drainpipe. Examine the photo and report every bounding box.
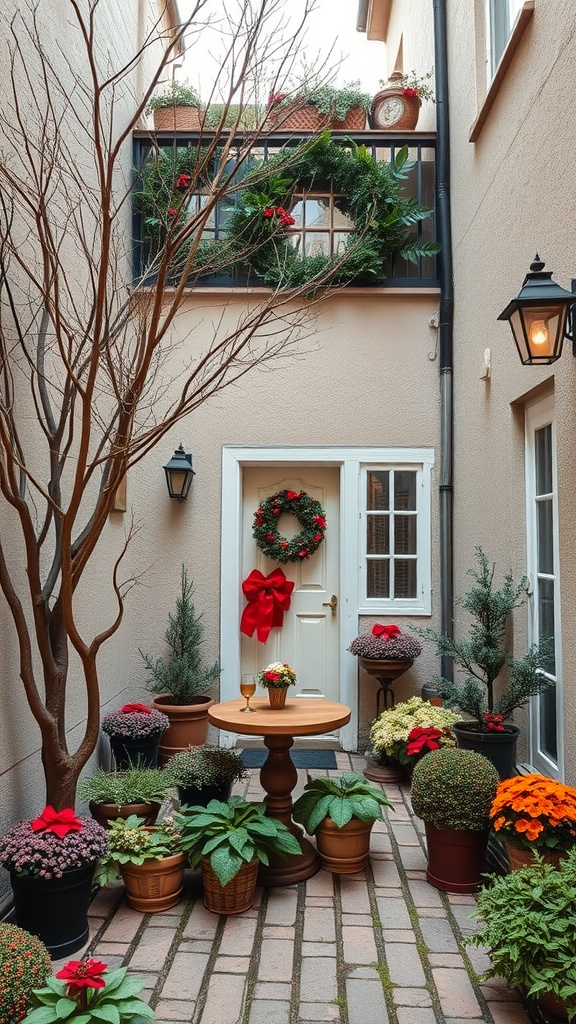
[433,0,455,676]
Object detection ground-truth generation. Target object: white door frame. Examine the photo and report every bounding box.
[220,445,433,750]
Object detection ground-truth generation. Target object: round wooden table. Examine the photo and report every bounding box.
[208,697,351,886]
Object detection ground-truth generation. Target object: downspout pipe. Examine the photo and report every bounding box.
[433,0,455,677]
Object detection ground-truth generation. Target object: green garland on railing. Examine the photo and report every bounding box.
[135,133,439,289]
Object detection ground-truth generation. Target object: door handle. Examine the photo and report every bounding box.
[322,594,338,616]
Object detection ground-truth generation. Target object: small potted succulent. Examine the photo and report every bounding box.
[366,695,459,781]
[489,773,576,870]
[466,850,576,1022]
[414,547,552,779]
[95,813,186,913]
[140,567,220,761]
[269,80,371,131]
[101,702,170,769]
[22,958,155,1023]
[292,772,391,874]
[0,805,109,958]
[77,765,172,828]
[256,661,297,709]
[163,745,248,808]
[0,923,51,1023]
[146,80,202,131]
[370,69,435,130]
[410,747,500,893]
[175,797,302,914]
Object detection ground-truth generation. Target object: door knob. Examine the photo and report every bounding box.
[322,594,338,616]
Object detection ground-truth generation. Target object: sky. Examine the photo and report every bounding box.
[178,0,386,100]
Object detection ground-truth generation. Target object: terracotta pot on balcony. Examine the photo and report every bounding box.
[370,73,422,130]
[269,103,366,132]
[153,106,201,131]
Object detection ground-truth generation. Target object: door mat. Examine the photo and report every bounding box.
[239,749,337,770]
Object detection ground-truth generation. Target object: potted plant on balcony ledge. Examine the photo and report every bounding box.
[146,80,202,132]
[267,80,371,131]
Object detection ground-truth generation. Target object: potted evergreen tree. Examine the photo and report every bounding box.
[140,566,220,763]
[414,547,552,779]
[410,747,499,893]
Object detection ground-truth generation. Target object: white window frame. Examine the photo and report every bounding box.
[525,393,563,779]
[486,0,524,78]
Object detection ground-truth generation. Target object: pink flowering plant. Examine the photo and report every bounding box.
[22,957,155,1023]
[101,703,169,739]
[257,662,297,690]
[347,623,423,660]
[0,806,108,879]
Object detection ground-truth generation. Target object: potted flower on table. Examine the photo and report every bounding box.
[489,773,576,870]
[0,806,109,958]
[101,702,169,770]
[22,958,155,1023]
[257,662,297,709]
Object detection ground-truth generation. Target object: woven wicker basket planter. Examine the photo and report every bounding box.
[269,103,366,132]
[200,857,259,915]
[153,106,202,131]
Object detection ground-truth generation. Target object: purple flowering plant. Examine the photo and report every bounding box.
[101,702,169,739]
[347,623,422,660]
[0,806,108,879]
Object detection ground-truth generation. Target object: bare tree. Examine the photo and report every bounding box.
[0,0,431,807]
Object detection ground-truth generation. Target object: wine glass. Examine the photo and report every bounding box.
[240,673,256,713]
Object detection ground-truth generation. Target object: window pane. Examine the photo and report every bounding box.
[535,424,552,495]
[333,231,352,255]
[303,232,330,256]
[367,559,389,598]
[367,515,389,554]
[394,560,417,598]
[303,198,330,228]
[538,576,556,674]
[539,682,558,761]
[290,199,304,228]
[394,516,416,555]
[394,471,417,510]
[333,201,354,229]
[367,471,389,510]
[537,499,553,575]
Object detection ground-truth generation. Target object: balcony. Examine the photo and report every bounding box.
[132,128,439,289]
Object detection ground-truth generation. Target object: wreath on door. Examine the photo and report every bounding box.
[253,489,327,563]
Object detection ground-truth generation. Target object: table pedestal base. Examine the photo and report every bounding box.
[257,734,320,886]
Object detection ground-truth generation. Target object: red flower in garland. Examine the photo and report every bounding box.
[298,549,309,558]
[167,207,178,217]
[121,702,151,714]
[280,215,295,226]
[56,959,108,993]
[313,515,326,528]
[406,726,444,756]
[403,87,419,97]
[175,173,191,191]
[286,490,300,500]
[263,208,275,218]
[30,806,83,838]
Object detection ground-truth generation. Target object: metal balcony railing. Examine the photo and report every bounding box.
[132,128,439,289]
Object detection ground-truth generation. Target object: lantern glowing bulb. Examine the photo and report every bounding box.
[529,320,549,347]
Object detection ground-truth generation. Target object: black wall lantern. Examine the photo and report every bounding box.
[163,444,195,501]
[498,255,576,365]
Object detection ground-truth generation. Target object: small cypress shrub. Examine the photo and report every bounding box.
[411,747,499,831]
[0,923,51,1023]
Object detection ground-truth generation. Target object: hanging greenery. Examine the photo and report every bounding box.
[252,489,327,563]
[135,132,439,289]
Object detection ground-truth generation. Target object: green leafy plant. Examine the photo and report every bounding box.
[368,696,459,766]
[0,924,51,1024]
[175,797,302,886]
[163,745,247,789]
[410,748,499,831]
[413,547,552,727]
[466,850,576,1021]
[77,766,171,805]
[288,80,372,119]
[22,959,155,1023]
[379,70,435,103]
[140,566,220,704]
[146,80,201,113]
[292,772,391,835]
[95,814,182,886]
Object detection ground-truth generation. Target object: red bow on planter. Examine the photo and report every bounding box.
[240,568,294,643]
[372,623,401,640]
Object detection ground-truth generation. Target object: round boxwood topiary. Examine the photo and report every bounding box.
[0,923,51,1023]
[411,747,500,831]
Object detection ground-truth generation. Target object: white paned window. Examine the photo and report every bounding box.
[525,394,563,778]
[486,0,524,77]
[359,459,432,615]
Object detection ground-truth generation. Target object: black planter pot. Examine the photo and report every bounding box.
[109,732,161,769]
[11,863,96,959]
[178,781,232,808]
[453,722,520,781]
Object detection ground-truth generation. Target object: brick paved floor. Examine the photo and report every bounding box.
[63,754,540,1024]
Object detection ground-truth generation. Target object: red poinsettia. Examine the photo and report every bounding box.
[406,726,444,756]
[56,958,108,993]
[30,806,83,837]
[121,702,151,714]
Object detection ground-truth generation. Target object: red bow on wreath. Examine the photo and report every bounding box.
[240,568,294,644]
[372,623,401,640]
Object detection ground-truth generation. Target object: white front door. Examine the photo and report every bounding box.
[241,467,340,702]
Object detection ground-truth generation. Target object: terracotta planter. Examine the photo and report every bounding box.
[363,754,406,784]
[120,851,187,913]
[370,75,422,130]
[89,799,161,829]
[153,106,201,131]
[152,695,214,766]
[453,722,520,781]
[200,857,259,914]
[314,817,374,874]
[424,821,489,893]
[505,841,566,871]
[268,103,366,132]
[267,687,288,710]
